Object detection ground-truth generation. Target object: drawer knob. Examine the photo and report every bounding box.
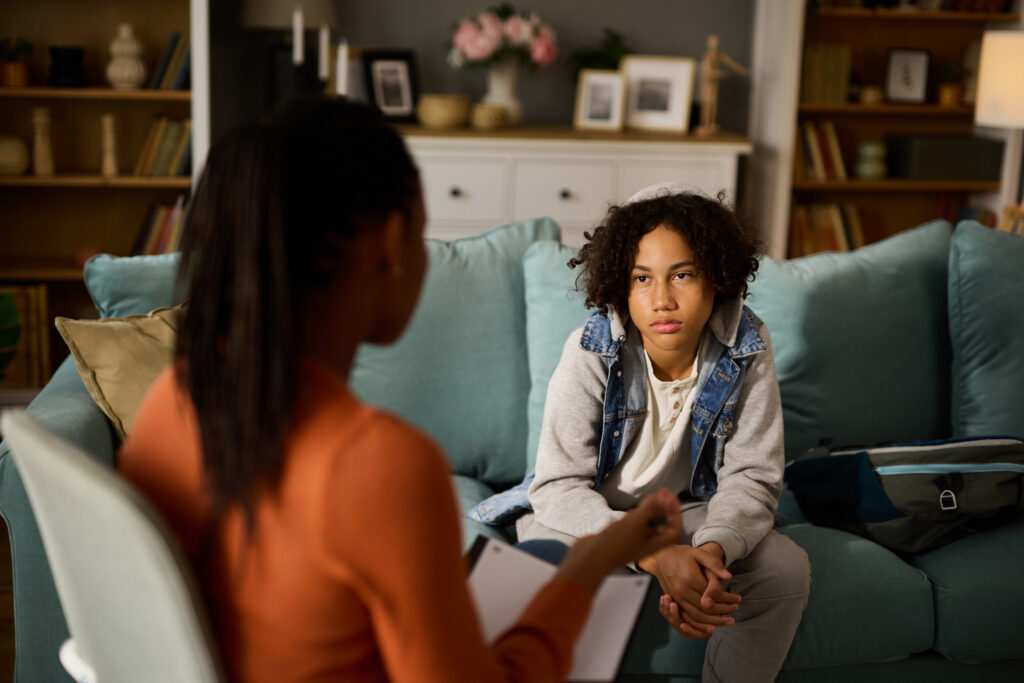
[559,188,572,200]
[449,186,463,198]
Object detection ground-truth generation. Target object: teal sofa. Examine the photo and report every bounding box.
[1,217,1023,681]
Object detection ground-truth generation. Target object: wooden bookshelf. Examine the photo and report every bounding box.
[0,0,193,383]
[789,2,1019,257]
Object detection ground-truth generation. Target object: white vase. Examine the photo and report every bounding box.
[482,58,522,125]
[106,23,146,90]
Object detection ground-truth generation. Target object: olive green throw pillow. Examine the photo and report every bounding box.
[55,305,182,439]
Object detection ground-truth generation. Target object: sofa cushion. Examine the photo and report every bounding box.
[948,221,1024,439]
[746,220,953,460]
[521,241,592,470]
[349,218,561,486]
[55,305,181,439]
[83,253,185,318]
[911,514,1024,662]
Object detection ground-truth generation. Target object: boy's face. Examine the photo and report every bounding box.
[627,224,715,380]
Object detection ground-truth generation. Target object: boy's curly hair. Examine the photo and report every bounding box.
[569,190,760,316]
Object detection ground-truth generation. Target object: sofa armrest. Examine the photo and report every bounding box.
[0,355,116,683]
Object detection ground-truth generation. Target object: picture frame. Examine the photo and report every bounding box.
[620,55,697,133]
[573,69,627,131]
[885,49,930,104]
[361,49,419,122]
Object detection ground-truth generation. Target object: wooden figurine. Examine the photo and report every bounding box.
[696,35,749,137]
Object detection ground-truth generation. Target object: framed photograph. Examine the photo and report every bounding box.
[620,55,697,133]
[362,50,419,121]
[885,49,930,104]
[574,69,627,131]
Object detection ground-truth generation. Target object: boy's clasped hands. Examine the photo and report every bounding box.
[639,540,741,639]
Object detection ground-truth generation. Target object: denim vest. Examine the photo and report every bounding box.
[469,306,767,525]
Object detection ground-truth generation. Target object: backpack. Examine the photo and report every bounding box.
[783,436,1024,554]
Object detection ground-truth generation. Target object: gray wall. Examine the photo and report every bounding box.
[211,0,755,143]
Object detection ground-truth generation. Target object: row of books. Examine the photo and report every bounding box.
[799,43,850,104]
[148,31,190,90]
[790,203,866,257]
[813,0,1010,9]
[0,284,50,390]
[132,195,189,256]
[796,120,847,181]
[134,117,192,177]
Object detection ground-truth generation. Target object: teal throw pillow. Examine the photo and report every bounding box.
[83,253,184,319]
[746,220,953,459]
[521,241,593,471]
[349,218,561,486]
[948,221,1024,438]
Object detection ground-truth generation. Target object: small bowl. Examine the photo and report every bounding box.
[470,103,510,130]
[416,94,471,129]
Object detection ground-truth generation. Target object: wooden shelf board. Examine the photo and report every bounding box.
[0,175,191,188]
[397,123,750,145]
[0,260,85,281]
[799,103,975,116]
[812,8,1019,22]
[793,179,1001,192]
[0,87,191,101]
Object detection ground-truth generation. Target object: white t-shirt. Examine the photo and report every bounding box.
[602,330,708,509]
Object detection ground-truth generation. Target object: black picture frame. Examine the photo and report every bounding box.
[361,50,419,122]
[885,49,930,104]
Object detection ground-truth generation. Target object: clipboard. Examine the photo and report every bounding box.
[465,535,651,682]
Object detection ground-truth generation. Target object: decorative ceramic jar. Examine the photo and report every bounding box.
[856,141,886,180]
[416,94,471,129]
[481,59,522,125]
[106,24,146,90]
[47,46,86,87]
[470,103,510,130]
[0,135,29,175]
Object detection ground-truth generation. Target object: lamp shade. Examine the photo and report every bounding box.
[975,31,1024,129]
[242,0,336,28]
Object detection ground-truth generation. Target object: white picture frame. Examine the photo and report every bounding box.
[574,69,627,131]
[621,55,697,133]
[885,49,930,104]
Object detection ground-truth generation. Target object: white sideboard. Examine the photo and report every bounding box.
[401,126,753,247]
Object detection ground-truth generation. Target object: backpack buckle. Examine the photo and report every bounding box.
[939,489,958,512]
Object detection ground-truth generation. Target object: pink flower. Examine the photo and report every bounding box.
[530,33,558,66]
[503,16,533,46]
[477,11,504,43]
[453,18,500,61]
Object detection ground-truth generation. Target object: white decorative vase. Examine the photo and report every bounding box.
[482,58,522,125]
[31,107,54,177]
[106,23,146,90]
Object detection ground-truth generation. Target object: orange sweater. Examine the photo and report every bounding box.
[120,364,591,683]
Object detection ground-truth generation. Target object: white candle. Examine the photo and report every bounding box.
[336,40,349,96]
[292,7,304,65]
[318,25,329,80]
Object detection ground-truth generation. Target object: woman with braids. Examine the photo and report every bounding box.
[118,96,682,683]
[472,183,811,682]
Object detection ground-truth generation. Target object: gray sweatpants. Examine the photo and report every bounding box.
[518,502,811,683]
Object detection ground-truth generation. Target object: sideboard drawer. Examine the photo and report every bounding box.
[418,158,508,223]
[513,161,616,224]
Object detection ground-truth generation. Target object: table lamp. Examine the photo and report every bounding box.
[974,30,1024,233]
[242,0,337,108]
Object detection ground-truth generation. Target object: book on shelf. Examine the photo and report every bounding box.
[159,34,190,90]
[148,32,181,89]
[791,204,818,257]
[149,119,186,176]
[134,117,168,176]
[173,133,192,177]
[133,117,191,177]
[132,195,189,256]
[799,44,850,104]
[808,204,849,253]
[0,284,50,390]
[171,46,191,90]
[842,203,866,249]
[168,119,192,177]
[821,121,847,180]
[802,122,827,181]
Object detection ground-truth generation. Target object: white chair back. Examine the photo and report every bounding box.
[0,409,224,683]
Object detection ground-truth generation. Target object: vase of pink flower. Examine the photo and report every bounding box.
[448,3,558,124]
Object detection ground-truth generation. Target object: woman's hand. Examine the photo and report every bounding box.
[640,543,740,639]
[554,488,681,593]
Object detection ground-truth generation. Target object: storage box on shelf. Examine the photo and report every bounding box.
[0,0,192,382]
[790,3,1019,256]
